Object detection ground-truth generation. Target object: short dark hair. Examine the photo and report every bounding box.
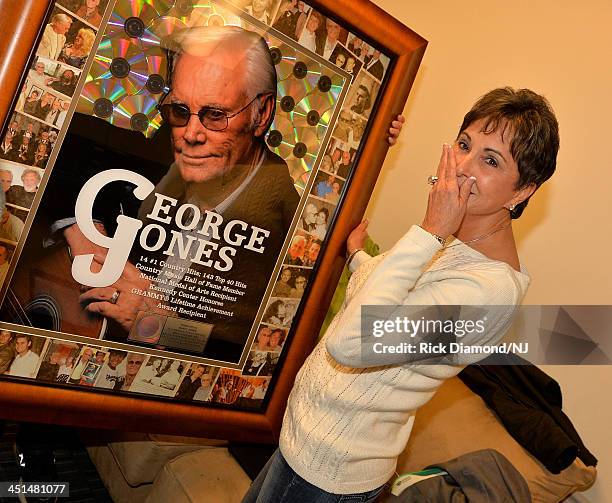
[459,87,559,219]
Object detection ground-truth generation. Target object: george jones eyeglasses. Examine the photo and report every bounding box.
[156,93,272,131]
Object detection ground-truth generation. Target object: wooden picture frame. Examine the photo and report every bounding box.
[0,0,426,442]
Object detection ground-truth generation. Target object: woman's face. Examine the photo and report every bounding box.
[454,118,529,217]
[335,54,346,67]
[345,58,355,72]
[321,155,333,171]
[306,14,319,32]
[269,330,283,348]
[74,34,83,47]
[316,211,327,225]
[257,327,271,347]
[276,302,286,317]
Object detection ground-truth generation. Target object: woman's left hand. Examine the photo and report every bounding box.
[347,219,369,254]
[388,115,405,145]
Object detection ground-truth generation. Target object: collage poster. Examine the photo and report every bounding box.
[0,0,391,410]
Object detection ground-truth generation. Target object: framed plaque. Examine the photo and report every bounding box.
[0,0,426,441]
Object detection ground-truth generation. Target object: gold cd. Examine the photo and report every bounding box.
[77,79,129,120]
[88,36,149,95]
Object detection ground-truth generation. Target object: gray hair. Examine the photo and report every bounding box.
[22,169,41,183]
[52,13,72,26]
[165,26,277,129]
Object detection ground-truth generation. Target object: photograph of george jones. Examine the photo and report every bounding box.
[10,26,299,363]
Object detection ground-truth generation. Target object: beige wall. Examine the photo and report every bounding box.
[367,0,612,500]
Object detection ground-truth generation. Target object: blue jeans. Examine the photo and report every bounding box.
[242,449,386,503]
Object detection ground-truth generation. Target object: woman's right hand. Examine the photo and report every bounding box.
[347,219,369,254]
[421,143,475,239]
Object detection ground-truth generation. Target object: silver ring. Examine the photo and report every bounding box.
[110,290,120,304]
[427,175,439,185]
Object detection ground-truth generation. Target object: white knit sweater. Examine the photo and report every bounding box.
[279,225,530,494]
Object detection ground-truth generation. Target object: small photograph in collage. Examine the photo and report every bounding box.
[36,339,81,383]
[79,348,108,386]
[271,0,311,41]
[0,331,47,379]
[346,34,366,59]
[286,227,321,267]
[296,9,322,53]
[2,162,43,222]
[0,242,16,286]
[262,298,299,328]
[233,377,270,409]
[272,266,311,299]
[37,7,97,69]
[332,110,368,150]
[1,113,57,169]
[210,370,261,406]
[29,56,81,98]
[243,349,279,377]
[68,346,96,384]
[331,109,355,145]
[56,0,110,28]
[239,0,280,26]
[363,48,389,82]
[312,171,344,203]
[313,14,348,60]
[175,363,220,402]
[252,324,288,352]
[329,44,361,78]
[115,352,146,392]
[0,185,27,244]
[298,196,336,241]
[17,86,69,131]
[346,34,390,81]
[130,357,187,397]
[347,72,380,119]
[93,349,128,389]
[322,138,356,179]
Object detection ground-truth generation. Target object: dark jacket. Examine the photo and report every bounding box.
[458,353,597,473]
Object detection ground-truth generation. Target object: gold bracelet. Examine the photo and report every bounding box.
[346,248,364,269]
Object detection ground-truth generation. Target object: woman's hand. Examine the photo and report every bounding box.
[347,219,369,254]
[421,144,475,239]
[388,115,405,145]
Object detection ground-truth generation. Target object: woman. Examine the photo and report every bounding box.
[320,154,336,174]
[297,10,320,52]
[32,143,49,168]
[254,325,273,351]
[243,88,559,502]
[58,27,95,69]
[268,328,286,352]
[311,207,328,240]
